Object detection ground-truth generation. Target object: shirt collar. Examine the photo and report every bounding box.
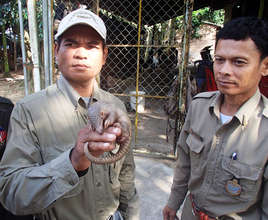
[209,90,262,125]
[91,79,102,102]
[56,75,101,109]
[209,91,222,119]
[234,90,261,126]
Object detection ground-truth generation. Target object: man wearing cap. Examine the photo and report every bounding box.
[0,8,139,220]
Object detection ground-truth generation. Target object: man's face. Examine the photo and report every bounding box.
[55,25,107,85]
[213,38,268,100]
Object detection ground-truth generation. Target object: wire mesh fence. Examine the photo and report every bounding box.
[21,0,189,157]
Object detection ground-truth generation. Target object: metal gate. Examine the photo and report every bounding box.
[19,0,193,158]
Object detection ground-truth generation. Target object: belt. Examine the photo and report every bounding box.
[190,194,218,220]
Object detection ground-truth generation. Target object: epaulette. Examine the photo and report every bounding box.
[193,91,218,100]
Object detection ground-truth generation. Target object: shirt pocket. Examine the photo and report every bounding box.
[186,132,205,172]
[215,156,262,202]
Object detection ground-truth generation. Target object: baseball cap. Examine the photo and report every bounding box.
[55,8,106,41]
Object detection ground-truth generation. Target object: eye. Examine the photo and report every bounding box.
[63,41,78,47]
[214,57,224,64]
[233,59,247,66]
[64,42,73,47]
[87,44,99,49]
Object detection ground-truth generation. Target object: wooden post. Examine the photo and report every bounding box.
[27,0,41,92]
[258,0,265,19]
[92,0,101,85]
[224,2,234,23]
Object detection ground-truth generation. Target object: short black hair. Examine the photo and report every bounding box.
[216,17,268,60]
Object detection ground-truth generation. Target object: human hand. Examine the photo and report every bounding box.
[70,125,121,171]
[163,205,179,220]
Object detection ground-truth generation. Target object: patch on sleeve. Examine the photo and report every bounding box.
[0,127,7,147]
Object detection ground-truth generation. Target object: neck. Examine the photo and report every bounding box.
[70,79,95,97]
[220,93,252,116]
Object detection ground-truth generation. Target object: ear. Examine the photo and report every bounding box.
[54,42,59,57]
[261,56,268,76]
[102,46,108,65]
[54,42,60,64]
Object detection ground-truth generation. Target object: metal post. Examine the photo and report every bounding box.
[48,0,54,85]
[92,0,100,84]
[43,0,50,88]
[178,0,193,111]
[172,0,193,155]
[133,0,143,143]
[27,0,41,92]
[18,0,29,96]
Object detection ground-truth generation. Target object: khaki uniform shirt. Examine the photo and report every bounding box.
[0,75,139,220]
[168,90,268,220]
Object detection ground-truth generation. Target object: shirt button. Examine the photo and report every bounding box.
[96,182,102,187]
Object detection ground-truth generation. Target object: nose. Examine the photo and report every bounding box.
[218,61,232,76]
[73,47,88,59]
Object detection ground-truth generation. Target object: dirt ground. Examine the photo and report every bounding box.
[0,71,26,103]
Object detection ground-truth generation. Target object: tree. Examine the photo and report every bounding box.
[0,3,12,75]
[0,1,22,75]
[176,7,224,39]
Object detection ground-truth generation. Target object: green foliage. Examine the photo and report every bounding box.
[0,1,44,41]
[0,1,28,37]
[191,7,224,38]
[175,7,225,39]
[0,2,18,27]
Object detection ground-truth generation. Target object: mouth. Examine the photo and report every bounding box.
[217,79,236,87]
[72,64,90,69]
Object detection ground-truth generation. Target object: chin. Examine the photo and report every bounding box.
[218,87,237,96]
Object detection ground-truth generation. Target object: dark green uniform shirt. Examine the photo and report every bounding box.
[0,75,139,220]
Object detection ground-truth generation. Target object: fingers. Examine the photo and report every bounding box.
[163,206,178,220]
[81,126,121,155]
[80,127,118,143]
[86,140,115,155]
[105,126,121,137]
[71,128,118,171]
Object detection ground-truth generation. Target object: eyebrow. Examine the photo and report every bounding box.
[63,39,101,45]
[214,54,248,60]
[63,39,77,44]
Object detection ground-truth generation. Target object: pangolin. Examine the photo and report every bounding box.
[84,101,131,164]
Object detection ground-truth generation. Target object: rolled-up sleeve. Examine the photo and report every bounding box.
[0,103,81,215]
